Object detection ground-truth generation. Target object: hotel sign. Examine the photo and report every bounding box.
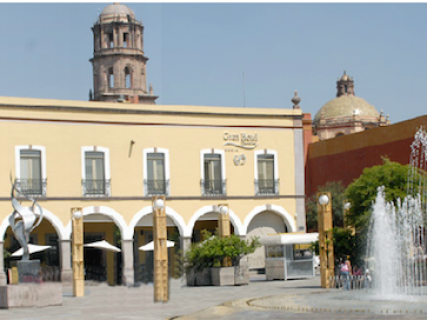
[223,132,258,149]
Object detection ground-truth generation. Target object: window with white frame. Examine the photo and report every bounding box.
[254,150,279,195]
[200,149,226,196]
[15,146,47,196]
[143,148,170,196]
[81,147,111,196]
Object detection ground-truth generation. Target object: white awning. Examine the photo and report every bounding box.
[12,244,52,257]
[139,240,175,252]
[84,240,121,252]
[260,233,319,246]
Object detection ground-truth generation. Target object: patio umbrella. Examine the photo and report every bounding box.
[11,244,52,257]
[84,240,121,253]
[139,240,175,252]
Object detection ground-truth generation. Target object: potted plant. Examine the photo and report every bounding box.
[184,230,260,286]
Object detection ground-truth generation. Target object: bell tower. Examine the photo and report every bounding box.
[336,71,355,97]
[90,3,158,104]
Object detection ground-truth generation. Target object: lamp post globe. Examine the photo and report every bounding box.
[153,199,164,210]
[73,210,82,220]
[219,205,229,215]
[318,194,329,206]
[344,202,351,210]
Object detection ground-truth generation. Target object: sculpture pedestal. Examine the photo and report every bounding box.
[17,260,41,283]
[0,283,62,309]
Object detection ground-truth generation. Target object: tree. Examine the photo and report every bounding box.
[345,158,424,265]
[306,181,347,232]
[345,158,416,231]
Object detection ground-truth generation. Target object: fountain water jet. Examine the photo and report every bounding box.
[367,127,427,299]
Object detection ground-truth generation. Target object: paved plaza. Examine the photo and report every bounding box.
[2,276,427,320]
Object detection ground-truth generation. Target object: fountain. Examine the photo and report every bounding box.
[367,188,427,298]
[366,127,427,299]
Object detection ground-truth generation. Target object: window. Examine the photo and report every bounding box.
[200,149,226,196]
[266,245,284,258]
[81,147,111,196]
[107,32,114,48]
[19,150,43,195]
[125,67,131,88]
[293,244,313,261]
[123,33,128,48]
[15,146,47,196]
[108,68,114,88]
[143,148,170,196]
[255,150,279,195]
[146,153,167,195]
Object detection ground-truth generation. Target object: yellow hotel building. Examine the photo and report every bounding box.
[0,4,306,286]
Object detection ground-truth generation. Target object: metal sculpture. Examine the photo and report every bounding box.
[9,181,43,260]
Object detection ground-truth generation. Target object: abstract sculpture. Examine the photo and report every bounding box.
[9,181,43,260]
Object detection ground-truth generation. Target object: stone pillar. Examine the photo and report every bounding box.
[218,211,231,267]
[153,196,168,302]
[180,237,192,255]
[0,242,7,285]
[121,239,134,287]
[60,240,73,284]
[71,207,84,297]
[317,192,334,289]
[237,235,248,268]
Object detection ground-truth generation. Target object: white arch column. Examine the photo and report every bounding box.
[121,239,134,287]
[60,240,72,284]
[0,241,6,285]
[180,237,192,255]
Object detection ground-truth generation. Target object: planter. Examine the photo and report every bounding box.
[195,268,212,286]
[234,265,249,286]
[186,269,195,287]
[186,268,212,286]
[211,267,235,286]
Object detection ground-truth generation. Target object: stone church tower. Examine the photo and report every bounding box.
[90,3,158,104]
[313,71,389,140]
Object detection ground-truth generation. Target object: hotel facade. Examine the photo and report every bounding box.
[0,96,306,286]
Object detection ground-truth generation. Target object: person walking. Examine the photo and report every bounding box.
[340,256,352,290]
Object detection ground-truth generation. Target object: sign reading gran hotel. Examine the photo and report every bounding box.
[223,132,259,149]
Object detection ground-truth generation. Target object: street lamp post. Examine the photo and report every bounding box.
[343,201,355,235]
[317,192,334,289]
[218,204,231,267]
[153,195,168,302]
[71,207,84,297]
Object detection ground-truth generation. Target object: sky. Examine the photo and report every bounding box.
[0,3,426,123]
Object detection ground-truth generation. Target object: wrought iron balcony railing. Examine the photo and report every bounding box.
[255,179,279,195]
[82,179,111,196]
[201,179,226,196]
[15,179,47,196]
[144,179,169,195]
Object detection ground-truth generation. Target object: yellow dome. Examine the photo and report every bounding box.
[314,95,379,125]
[99,3,135,23]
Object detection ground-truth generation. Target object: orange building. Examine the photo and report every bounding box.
[305,115,427,196]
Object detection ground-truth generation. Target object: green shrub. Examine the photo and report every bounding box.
[184,230,260,272]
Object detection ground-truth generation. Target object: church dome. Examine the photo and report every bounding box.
[313,95,379,125]
[99,3,135,23]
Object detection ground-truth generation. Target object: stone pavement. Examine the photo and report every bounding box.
[1,276,427,320]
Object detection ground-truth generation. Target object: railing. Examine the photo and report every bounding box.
[144,179,169,195]
[82,179,111,196]
[200,179,226,196]
[255,179,279,195]
[330,274,372,290]
[15,179,47,196]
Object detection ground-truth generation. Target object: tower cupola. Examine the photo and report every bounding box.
[90,3,158,104]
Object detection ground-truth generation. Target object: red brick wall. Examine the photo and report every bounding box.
[305,115,427,196]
